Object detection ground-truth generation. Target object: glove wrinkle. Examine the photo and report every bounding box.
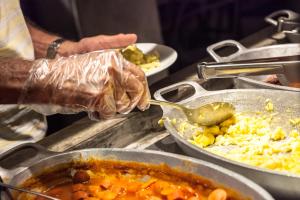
[18,50,150,119]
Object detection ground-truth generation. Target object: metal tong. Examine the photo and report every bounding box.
[198,55,300,82]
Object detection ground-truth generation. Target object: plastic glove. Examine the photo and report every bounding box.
[19,50,150,119]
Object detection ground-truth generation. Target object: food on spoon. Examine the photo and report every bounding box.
[16,159,249,200]
[121,45,160,72]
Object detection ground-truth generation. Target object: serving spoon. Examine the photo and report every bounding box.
[149,100,235,126]
[0,182,60,200]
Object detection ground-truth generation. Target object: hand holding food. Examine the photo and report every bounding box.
[19,50,150,119]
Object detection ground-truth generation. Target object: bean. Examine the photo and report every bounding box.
[208,189,227,200]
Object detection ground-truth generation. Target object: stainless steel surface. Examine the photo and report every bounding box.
[150,99,234,126]
[0,182,60,200]
[154,81,300,199]
[0,106,47,155]
[284,27,300,43]
[0,145,273,200]
[206,39,300,91]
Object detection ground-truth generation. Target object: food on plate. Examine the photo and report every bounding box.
[164,101,300,175]
[16,159,249,200]
[121,45,160,72]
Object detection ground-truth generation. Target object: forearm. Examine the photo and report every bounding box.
[0,58,38,103]
[0,58,96,108]
[26,21,78,58]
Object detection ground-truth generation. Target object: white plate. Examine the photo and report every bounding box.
[135,43,177,77]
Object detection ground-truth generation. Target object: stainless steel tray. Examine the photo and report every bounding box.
[0,143,273,200]
[206,39,300,92]
[154,81,300,199]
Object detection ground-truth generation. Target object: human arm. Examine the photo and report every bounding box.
[0,58,34,104]
[0,50,150,118]
[26,21,137,58]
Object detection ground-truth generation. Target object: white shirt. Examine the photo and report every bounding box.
[0,0,34,60]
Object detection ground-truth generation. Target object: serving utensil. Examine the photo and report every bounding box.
[206,39,300,91]
[0,182,59,200]
[149,99,235,126]
[198,56,300,83]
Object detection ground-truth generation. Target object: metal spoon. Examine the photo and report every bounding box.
[149,99,235,126]
[0,182,60,200]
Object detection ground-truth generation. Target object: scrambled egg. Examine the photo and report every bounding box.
[121,45,160,72]
[265,99,274,112]
[290,118,300,127]
[165,103,300,175]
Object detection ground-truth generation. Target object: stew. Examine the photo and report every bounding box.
[16,159,250,200]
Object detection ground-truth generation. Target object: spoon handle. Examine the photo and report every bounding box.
[149,99,184,110]
[0,182,60,200]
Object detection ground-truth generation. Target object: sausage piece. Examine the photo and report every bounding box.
[73,170,90,183]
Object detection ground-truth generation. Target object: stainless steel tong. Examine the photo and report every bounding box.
[198,55,300,82]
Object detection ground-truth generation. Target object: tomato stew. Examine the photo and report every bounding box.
[16,159,251,200]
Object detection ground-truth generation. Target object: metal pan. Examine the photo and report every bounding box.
[264,9,300,32]
[206,39,300,91]
[154,81,300,199]
[265,9,300,43]
[0,143,273,200]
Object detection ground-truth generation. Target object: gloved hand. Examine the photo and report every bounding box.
[19,50,150,119]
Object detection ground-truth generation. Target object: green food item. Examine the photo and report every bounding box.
[121,45,160,72]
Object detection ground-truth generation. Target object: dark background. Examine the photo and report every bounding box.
[22,0,300,70]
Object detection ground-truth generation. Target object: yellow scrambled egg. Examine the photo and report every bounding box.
[265,99,274,112]
[164,101,300,175]
[290,118,300,127]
